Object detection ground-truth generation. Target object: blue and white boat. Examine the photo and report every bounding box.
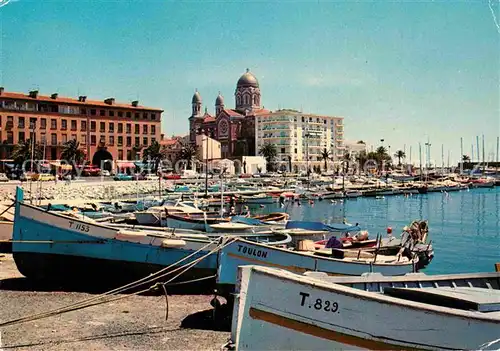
[216,237,419,298]
[11,187,219,284]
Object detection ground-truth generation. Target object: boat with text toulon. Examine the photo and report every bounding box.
[229,265,500,350]
[11,187,220,284]
[216,237,418,299]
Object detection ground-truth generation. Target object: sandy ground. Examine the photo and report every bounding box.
[0,254,230,350]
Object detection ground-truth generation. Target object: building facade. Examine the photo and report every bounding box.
[0,88,162,162]
[188,69,270,159]
[255,110,344,172]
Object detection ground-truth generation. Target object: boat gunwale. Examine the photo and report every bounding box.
[248,266,500,322]
[225,237,416,268]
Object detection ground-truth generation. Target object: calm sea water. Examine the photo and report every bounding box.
[251,187,500,275]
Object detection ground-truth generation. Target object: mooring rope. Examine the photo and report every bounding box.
[0,236,235,328]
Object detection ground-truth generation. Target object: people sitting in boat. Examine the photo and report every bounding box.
[325,236,343,249]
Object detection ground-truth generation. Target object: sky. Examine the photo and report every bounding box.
[0,0,499,165]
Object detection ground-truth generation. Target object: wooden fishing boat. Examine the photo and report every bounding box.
[237,194,275,204]
[165,211,229,232]
[229,265,500,350]
[11,187,220,284]
[252,212,289,224]
[216,237,418,299]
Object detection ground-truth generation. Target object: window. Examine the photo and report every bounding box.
[71,134,77,140]
[6,131,13,144]
[135,137,140,146]
[18,117,25,128]
[118,149,123,160]
[41,133,46,144]
[80,108,87,115]
[109,135,114,145]
[62,134,67,143]
[143,137,148,146]
[151,137,156,143]
[151,125,156,135]
[100,135,105,143]
[134,113,140,119]
[18,131,25,142]
[51,119,57,129]
[127,150,132,160]
[90,135,96,145]
[71,120,77,130]
[126,136,131,146]
[100,109,105,116]
[90,121,96,132]
[301,117,305,122]
[281,148,285,154]
[151,113,156,120]
[61,119,67,130]
[109,122,114,133]
[118,123,123,133]
[118,136,123,146]
[30,118,37,129]
[81,120,87,131]
[126,112,131,118]
[142,112,148,119]
[109,110,115,117]
[118,111,123,117]
[90,109,96,116]
[40,118,46,129]
[126,124,131,134]
[81,134,86,144]
[100,122,105,132]
[51,133,57,145]
[294,148,297,153]
[134,124,139,134]
[143,125,148,134]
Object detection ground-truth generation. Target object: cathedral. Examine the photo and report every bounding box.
[188,69,269,158]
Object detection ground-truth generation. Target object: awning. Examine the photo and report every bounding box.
[117,162,135,168]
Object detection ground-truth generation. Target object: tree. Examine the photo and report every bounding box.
[343,152,351,173]
[320,148,330,172]
[179,143,198,170]
[11,139,43,171]
[142,140,167,173]
[132,145,143,160]
[61,139,85,174]
[259,143,277,172]
[462,155,471,162]
[356,140,365,144]
[394,150,406,166]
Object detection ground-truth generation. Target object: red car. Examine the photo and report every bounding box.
[82,166,101,176]
[163,173,181,180]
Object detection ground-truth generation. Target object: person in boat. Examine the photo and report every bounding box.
[241,205,251,217]
[229,206,237,216]
[325,236,343,249]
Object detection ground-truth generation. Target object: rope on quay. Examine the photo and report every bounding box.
[0,236,235,329]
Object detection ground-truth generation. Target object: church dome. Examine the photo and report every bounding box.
[237,69,259,88]
[192,91,202,104]
[215,93,224,105]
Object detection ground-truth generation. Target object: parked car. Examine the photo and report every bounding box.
[113,173,133,181]
[145,174,159,181]
[100,170,111,177]
[239,173,253,178]
[82,166,101,176]
[0,173,9,182]
[163,173,181,180]
[37,173,56,181]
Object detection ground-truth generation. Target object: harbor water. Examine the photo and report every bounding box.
[252,187,499,275]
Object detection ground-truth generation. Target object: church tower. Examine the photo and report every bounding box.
[191,90,202,117]
[215,92,224,115]
[235,69,261,114]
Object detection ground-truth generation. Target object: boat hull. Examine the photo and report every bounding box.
[231,266,500,351]
[0,220,13,253]
[12,197,218,284]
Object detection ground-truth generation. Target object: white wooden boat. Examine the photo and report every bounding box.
[134,203,203,225]
[230,265,500,350]
[344,190,362,198]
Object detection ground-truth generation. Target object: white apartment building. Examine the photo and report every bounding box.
[255,109,344,172]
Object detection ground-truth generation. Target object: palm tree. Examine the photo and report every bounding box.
[259,143,277,172]
[287,155,292,173]
[343,152,351,173]
[179,143,198,170]
[61,139,85,174]
[394,150,406,166]
[11,139,42,171]
[320,148,330,172]
[142,140,167,173]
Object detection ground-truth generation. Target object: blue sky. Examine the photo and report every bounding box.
[1,0,499,165]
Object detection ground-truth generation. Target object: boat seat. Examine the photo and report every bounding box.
[384,287,500,312]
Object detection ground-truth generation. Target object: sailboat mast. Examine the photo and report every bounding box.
[460,137,463,173]
[482,134,485,174]
[419,142,423,180]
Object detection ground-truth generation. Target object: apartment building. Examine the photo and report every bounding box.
[255,109,344,172]
[0,88,163,162]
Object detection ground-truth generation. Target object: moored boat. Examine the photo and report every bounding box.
[229,265,500,350]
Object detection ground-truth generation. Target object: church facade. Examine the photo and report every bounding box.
[188,69,270,159]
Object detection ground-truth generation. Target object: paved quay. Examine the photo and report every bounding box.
[0,254,230,350]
